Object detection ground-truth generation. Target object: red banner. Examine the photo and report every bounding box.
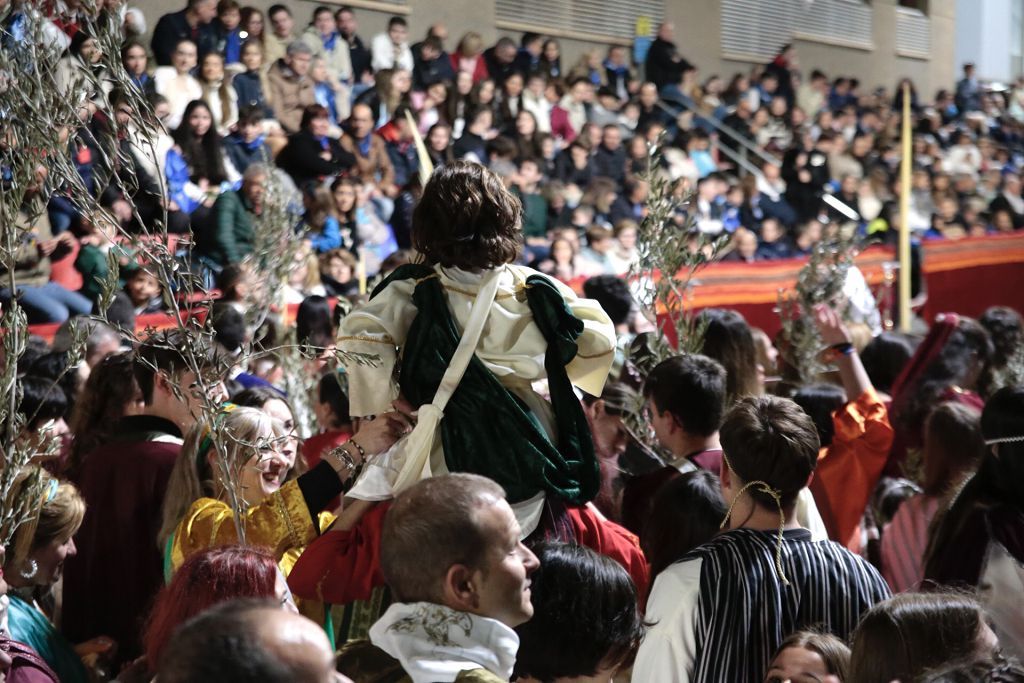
[24,234,1024,342]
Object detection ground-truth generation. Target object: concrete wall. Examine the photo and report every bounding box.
[955,0,1015,83]
[668,0,957,98]
[130,0,958,94]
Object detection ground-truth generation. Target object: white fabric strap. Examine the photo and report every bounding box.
[429,267,502,411]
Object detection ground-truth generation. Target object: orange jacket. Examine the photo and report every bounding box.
[809,389,894,553]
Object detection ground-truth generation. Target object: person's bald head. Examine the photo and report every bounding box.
[158,599,346,683]
[256,609,338,682]
[349,103,374,138]
[428,22,448,43]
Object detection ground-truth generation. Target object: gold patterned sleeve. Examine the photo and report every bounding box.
[169,480,318,572]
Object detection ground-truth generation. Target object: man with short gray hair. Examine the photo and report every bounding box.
[267,40,316,134]
[203,163,270,266]
[336,473,539,682]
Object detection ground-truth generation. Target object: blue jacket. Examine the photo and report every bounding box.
[165,149,200,214]
[233,70,274,118]
[308,215,342,253]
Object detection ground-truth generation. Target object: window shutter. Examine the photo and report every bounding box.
[895,6,931,57]
[722,0,873,60]
[495,0,663,41]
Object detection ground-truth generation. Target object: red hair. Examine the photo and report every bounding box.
[143,545,277,668]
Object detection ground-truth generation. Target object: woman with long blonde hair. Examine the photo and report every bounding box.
[4,470,92,682]
[159,405,406,577]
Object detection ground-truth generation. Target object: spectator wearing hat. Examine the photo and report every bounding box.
[267,41,317,134]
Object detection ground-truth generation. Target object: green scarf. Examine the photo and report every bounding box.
[372,265,599,505]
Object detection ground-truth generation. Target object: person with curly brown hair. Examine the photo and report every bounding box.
[288,162,648,639]
[335,160,616,515]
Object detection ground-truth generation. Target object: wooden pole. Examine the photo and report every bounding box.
[899,82,913,332]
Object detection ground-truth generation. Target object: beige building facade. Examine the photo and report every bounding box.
[131,0,957,98]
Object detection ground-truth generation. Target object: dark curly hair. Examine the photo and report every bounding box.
[412,161,522,270]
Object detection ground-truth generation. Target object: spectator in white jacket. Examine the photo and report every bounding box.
[371,16,414,73]
[154,38,203,131]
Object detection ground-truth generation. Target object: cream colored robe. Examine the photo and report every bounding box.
[338,263,616,419]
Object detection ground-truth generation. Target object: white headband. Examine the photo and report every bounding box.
[985,435,1024,446]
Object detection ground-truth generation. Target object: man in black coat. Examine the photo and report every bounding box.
[644,22,691,91]
[483,37,520,88]
[336,6,372,84]
[593,124,627,187]
[150,0,218,66]
[412,36,455,90]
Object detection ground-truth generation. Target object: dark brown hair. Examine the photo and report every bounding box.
[642,470,725,579]
[922,401,984,496]
[698,308,761,403]
[849,592,992,683]
[644,354,727,438]
[68,352,141,477]
[769,629,851,680]
[514,542,645,680]
[412,161,522,270]
[719,396,820,508]
[299,103,330,130]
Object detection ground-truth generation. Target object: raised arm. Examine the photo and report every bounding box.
[813,303,872,400]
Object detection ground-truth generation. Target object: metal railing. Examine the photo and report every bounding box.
[656,96,782,171]
[656,94,862,222]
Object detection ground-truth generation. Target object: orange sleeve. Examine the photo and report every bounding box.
[287,501,390,605]
[809,389,894,550]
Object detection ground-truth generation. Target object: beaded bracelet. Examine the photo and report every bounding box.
[347,438,367,461]
[324,444,359,480]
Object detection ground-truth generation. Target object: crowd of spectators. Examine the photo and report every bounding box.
[9,0,1024,324]
[2,3,1024,683]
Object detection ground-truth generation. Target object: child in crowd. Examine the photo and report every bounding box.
[123,266,164,315]
[515,157,549,254]
[74,211,136,302]
[213,0,243,67]
[756,217,794,260]
[319,248,359,298]
[302,185,343,253]
[281,245,327,305]
[579,225,617,275]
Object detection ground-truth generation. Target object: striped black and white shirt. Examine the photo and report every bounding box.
[635,528,891,682]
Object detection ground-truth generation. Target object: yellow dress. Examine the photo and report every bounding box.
[168,479,320,571]
[167,480,336,626]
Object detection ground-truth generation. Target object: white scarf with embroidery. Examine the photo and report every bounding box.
[369,602,519,683]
